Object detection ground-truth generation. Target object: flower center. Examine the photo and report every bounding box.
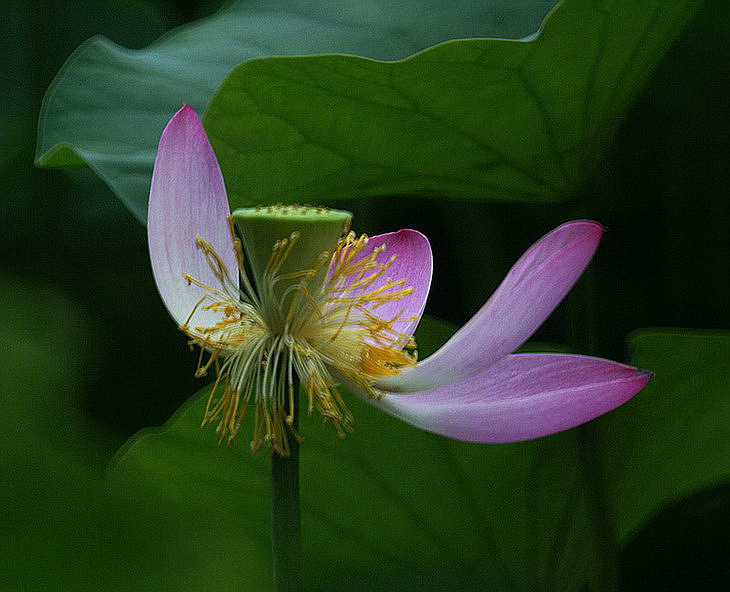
[181,215,417,455]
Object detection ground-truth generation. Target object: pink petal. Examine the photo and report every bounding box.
[372,354,650,443]
[377,221,604,392]
[339,229,432,337]
[148,105,236,328]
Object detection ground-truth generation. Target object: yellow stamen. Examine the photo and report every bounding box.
[181,223,417,455]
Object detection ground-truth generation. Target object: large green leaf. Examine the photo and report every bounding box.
[107,321,730,591]
[598,329,730,540]
[206,0,700,211]
[34,0,557,222]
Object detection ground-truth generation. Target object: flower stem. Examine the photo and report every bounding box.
[270,381,302,592]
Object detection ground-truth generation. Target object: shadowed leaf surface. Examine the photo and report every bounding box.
[34,0,557,221]
[206,0,699,211]
[108,319,730,591]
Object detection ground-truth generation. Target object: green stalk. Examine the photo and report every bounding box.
[270,381,302,592]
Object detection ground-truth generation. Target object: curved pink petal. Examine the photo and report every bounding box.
[148,105,236,328]
[372,354,650,443]
[339,229,432,337]
[377,221,604,392]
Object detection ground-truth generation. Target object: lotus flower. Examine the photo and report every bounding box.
[148,105,650,454]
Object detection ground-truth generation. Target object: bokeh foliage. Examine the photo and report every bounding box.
[108,323,730,591]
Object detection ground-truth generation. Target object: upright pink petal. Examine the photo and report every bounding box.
[372,354,650,443]
[377,221,604,392]
[148,105,236,328]
[339,230,432,337]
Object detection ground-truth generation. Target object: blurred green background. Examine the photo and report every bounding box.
[1,1,728,590]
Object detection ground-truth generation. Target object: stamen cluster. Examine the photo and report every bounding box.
[181,219,417,455]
